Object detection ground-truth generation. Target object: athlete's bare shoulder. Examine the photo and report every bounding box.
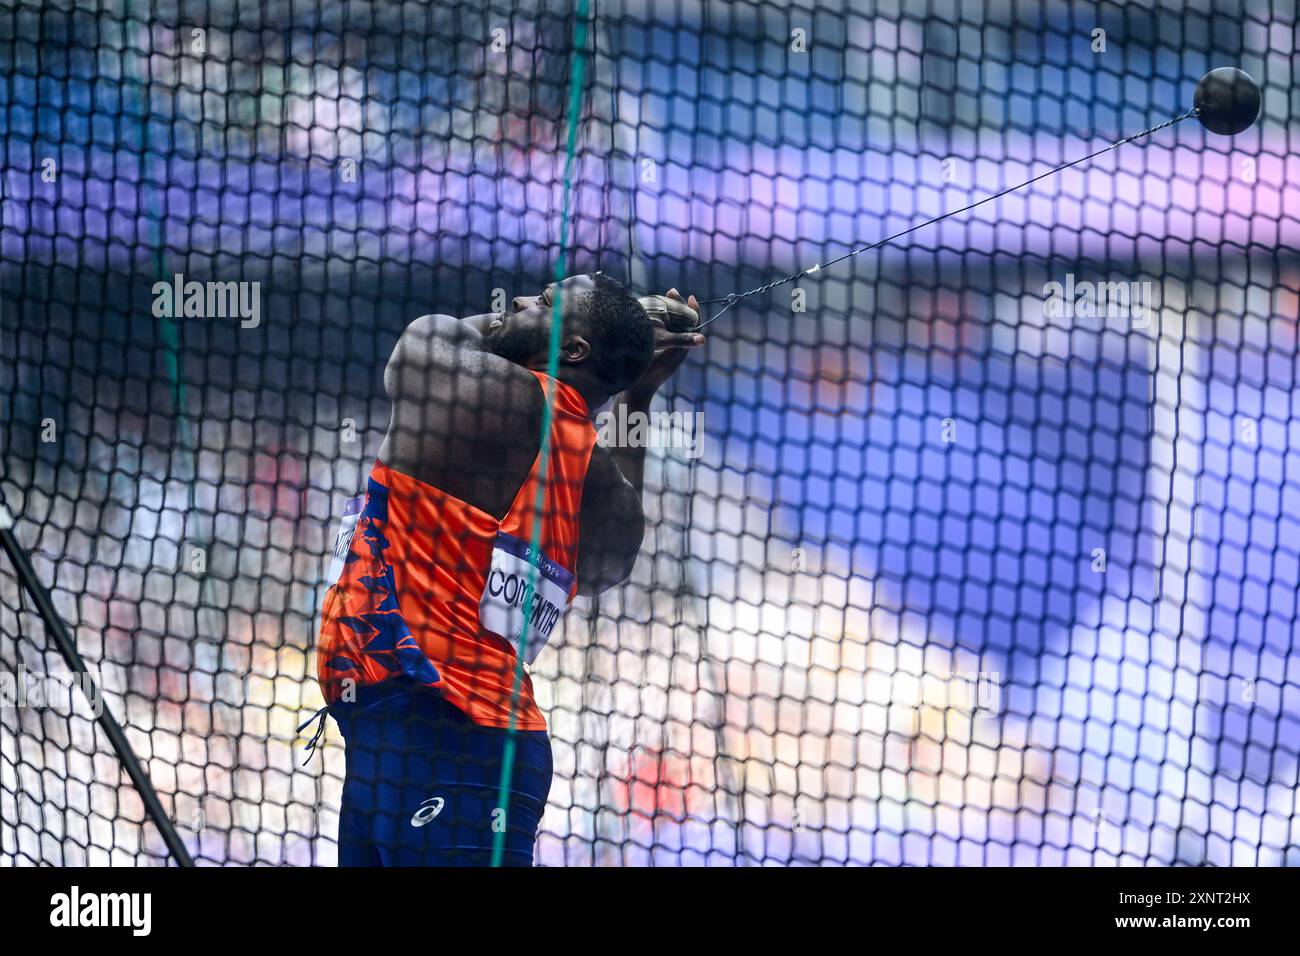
[379,313,545,518]
[383,313,537,399]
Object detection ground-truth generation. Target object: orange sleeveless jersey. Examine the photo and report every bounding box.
[315,370,597,731]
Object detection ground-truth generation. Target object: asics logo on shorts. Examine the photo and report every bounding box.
[410,796,445,827]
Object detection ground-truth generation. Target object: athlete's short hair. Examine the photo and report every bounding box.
[573,273,655,395]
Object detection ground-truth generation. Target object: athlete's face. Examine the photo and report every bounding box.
[482,275,596,368]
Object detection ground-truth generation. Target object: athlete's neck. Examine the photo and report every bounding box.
[525,364,608,414]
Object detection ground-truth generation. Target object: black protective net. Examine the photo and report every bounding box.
[2,0,1298,867]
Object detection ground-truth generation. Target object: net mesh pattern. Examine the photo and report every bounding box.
[2,0,1298,866]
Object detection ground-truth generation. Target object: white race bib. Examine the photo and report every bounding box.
[326,495,365,586]
[479,531,575,664]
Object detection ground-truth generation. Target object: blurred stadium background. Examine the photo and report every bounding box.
[2,0,1299,865]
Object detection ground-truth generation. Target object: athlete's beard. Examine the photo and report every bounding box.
[483,321,551,367]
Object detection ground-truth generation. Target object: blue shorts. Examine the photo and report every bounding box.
[331,679,552,867]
